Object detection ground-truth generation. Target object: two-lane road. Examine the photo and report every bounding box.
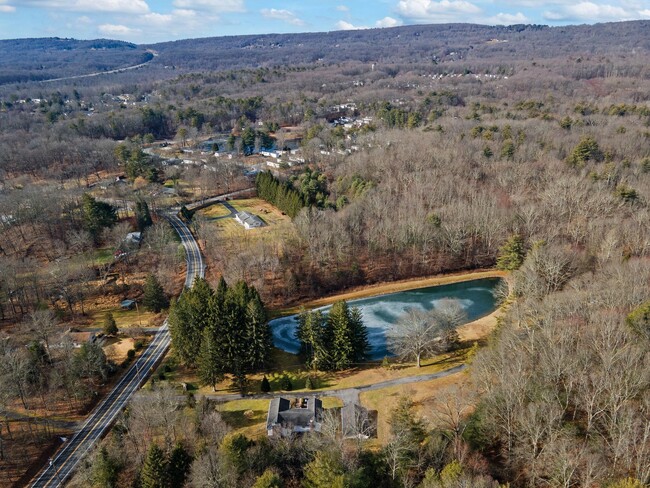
[31,214,203,488]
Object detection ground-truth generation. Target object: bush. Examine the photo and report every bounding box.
[103,312,118,336]
[279,375,292,391]
[127,349,136,360]
[134,340,144,351]
[260,376,271,393]
[305,376,314,390]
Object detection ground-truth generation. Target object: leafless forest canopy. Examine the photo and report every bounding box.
[0,19,649,487]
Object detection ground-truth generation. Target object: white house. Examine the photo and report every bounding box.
[234,211,265,230]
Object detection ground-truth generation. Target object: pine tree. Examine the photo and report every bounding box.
[327,301,355,371]
[496,234,526,271]
[252,469,283,488]
[296,310,328,370]
[135,199,153,232]
[92,446,120,488]
[140,444,167,488]
[81,193,117,243]
[261,376,271,393]
[103,312,118,336]
[167,443,192,488]
[349,307,370,363]
[246,292,272,370]
[169,278,214,366]
[197,328,224,391]
[142,274,168,313]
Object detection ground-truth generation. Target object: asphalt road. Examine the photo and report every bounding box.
[40,50,157,83]
[30,214,203,488]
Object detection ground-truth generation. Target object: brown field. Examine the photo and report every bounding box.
[360,371,468,444]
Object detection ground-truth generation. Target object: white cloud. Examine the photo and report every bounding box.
[336,20,368,30]
[544,2,636,21]
[18,0,149,14]
[172,0,244,12]
[376,16,403,27]
[640,9,650,16]
[487,12,529,24]
[98,23,141,37]
[141,12,174,26]
[336,5,349,11]
[396,0,481,22]
[0,5,15,12]
[260,8,305,26]
[77,15,92,23]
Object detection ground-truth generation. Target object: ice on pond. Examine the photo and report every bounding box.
[270,277,502,360]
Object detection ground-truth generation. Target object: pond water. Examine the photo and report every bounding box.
[270,277,503,360]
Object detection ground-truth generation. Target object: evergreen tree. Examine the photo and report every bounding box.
[81,193,117,243]
[92,447,120,488]
[135,198,153,232]
[349,307,370,363]
[252,469,283,488]
[261,376,271,393]
[167,443,192,488]
[142,274,168,313]
[566,136,603,167]
[496,234,526,271]
[296,310,328,370]
[169,278,214,366]
[327,301,357,370]
[140,444,167,488]
[103,312,118,336]
[197,328,224,391]
[303,451,348,488]
[246,292,272,370]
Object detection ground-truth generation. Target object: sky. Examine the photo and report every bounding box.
[0,0,649,44]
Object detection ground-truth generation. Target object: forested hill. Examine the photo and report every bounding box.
[2,21,650,86]
[148,20,650,71]
[0,38,152,84]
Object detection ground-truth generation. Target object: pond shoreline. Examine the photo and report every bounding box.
[272,268,508,318]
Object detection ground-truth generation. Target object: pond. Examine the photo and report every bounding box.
[270,277,503,360]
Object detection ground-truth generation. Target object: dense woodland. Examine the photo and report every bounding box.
[0,19,649,487]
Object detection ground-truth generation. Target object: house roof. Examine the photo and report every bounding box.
[267,397,323,432]
[235,211,264,228]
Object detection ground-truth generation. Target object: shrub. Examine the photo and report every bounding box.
[260,376,271,393]
[279,375,292,391]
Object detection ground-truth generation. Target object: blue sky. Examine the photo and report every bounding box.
[0,0,649,43]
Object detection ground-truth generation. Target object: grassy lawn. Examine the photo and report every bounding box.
[202,198,293,242]
[200,203,232,218]
[193,347,470,397]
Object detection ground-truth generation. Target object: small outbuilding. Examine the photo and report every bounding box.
[120,299,136,310]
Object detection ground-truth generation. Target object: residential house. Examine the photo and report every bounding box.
[234,211,265,230]
[267,397,323,437]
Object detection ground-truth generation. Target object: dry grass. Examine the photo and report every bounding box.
[200,203,232,218]
[89,307,159,330]
[360,371,468,443]
[103,337,135,363]
[203,198,293,242]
